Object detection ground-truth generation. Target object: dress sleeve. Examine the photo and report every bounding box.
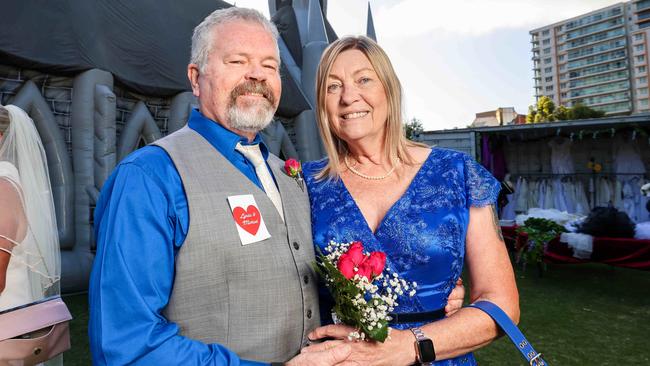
[463,154,501,208]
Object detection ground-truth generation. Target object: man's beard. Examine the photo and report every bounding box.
[227,80,277,132]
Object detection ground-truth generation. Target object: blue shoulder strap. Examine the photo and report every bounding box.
[468,301,548,366]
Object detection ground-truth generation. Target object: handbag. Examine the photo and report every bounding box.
[468,301,549,366]
[0,296,72,365]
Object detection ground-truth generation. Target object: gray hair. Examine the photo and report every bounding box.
[190,7,280,71]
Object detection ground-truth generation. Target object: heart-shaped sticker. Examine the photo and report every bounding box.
[233,205,261,235]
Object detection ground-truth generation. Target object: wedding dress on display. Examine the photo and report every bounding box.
[548,137,575,175]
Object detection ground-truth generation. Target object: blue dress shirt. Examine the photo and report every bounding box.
[88,110,272,365]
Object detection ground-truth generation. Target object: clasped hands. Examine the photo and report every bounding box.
[286,279,465,366]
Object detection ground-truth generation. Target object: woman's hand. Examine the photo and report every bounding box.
[306,325,416,366]
[445,278,465,316]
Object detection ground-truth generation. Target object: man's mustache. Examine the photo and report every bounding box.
[230,81,276,106]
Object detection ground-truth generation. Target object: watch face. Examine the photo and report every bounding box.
[418,339,436,362]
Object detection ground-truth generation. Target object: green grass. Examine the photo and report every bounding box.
[64,263,649,365]
[474,263,650,365]
[63,292,91,366]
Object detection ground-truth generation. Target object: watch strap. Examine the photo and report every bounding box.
[410,327,435,365]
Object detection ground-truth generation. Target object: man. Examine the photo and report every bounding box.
[89,7,462,365]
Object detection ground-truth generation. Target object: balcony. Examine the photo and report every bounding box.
[637,0,650,12]
[564,7,623,32]
[565,18,624,42]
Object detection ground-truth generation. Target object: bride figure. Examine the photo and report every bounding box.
[0,104,60,311]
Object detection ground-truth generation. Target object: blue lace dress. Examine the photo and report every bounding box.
[304,148,500,366]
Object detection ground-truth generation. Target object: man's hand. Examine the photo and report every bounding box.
[286,343,352,366]
[445,278,465,316]
[305,325,416,366]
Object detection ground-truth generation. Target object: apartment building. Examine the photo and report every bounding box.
[531,1,650,115]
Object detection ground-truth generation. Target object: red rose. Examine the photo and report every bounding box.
[346,241,365,265]
[366,252,386,277]
[337,255,357,279]
[336,242,386,280]
[284,158,302,177]
[338,242,367,279]
[356,261,373,280]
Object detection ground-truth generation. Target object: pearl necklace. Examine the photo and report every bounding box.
[344,155,400,180]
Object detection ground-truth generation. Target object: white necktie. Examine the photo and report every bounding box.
[235,143,284,221]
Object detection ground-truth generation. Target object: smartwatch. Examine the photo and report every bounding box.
[411,327,436,365]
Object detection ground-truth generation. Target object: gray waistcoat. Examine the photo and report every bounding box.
[154,126,320,362]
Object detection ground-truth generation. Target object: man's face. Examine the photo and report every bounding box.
[188,21,281,135]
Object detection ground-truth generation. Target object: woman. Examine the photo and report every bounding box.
[302,37,519,365]
[0,104,60,311]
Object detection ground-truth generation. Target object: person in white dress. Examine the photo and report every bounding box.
[0,104,60,312]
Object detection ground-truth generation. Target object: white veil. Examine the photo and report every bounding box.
[0,105,61,299]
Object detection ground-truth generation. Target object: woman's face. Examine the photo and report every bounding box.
[325,49,388,146]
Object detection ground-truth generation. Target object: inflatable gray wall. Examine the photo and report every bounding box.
[0,0,377,292]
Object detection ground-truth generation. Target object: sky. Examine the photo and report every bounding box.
[227,0,624,131]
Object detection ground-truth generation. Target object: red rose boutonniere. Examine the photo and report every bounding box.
[284,158,304,191]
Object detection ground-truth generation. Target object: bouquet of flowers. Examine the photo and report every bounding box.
[313,240,416,342]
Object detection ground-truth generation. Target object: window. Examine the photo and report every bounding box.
[639,76,648,83]
[639,99,649,108]
[638,65,647,73]
[544,67,553,73]
[544,57,552,64]
[634,33,644,41]
[561,92,567,98]
[638,0,650,11]
[638,87,648,95]
[560,73,567,80]
[560,64,567,71]
[543,48,551,54]
[548,94,555,100]
[545,76,553,82]
[560,82,567,88]
[542,30,550,36]
[635,44,645,52]
[542,39,550,45]
[558,44,565,51]
[558,55,565,61]
[546,85,554,91]
[636,55,646,62]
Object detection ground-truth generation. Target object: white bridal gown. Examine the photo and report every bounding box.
[0,161,38,311]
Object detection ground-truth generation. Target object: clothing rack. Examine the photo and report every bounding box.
[512,172,648,177]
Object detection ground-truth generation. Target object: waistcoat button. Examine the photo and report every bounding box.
[293,241,300,250]
[307,309,312,318]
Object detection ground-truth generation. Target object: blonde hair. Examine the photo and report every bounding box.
[314,36,425,180]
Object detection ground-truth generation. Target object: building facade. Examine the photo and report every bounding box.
[471,107,525,127]
[531,1,650,115]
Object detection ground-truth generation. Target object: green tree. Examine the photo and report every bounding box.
[526,105,537,124]
[526,97,607,123]
[527,96,555,123]
[404,117,424,140]
[553,105,570,121]
[538,96,556,122]
[568,103,606,120]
